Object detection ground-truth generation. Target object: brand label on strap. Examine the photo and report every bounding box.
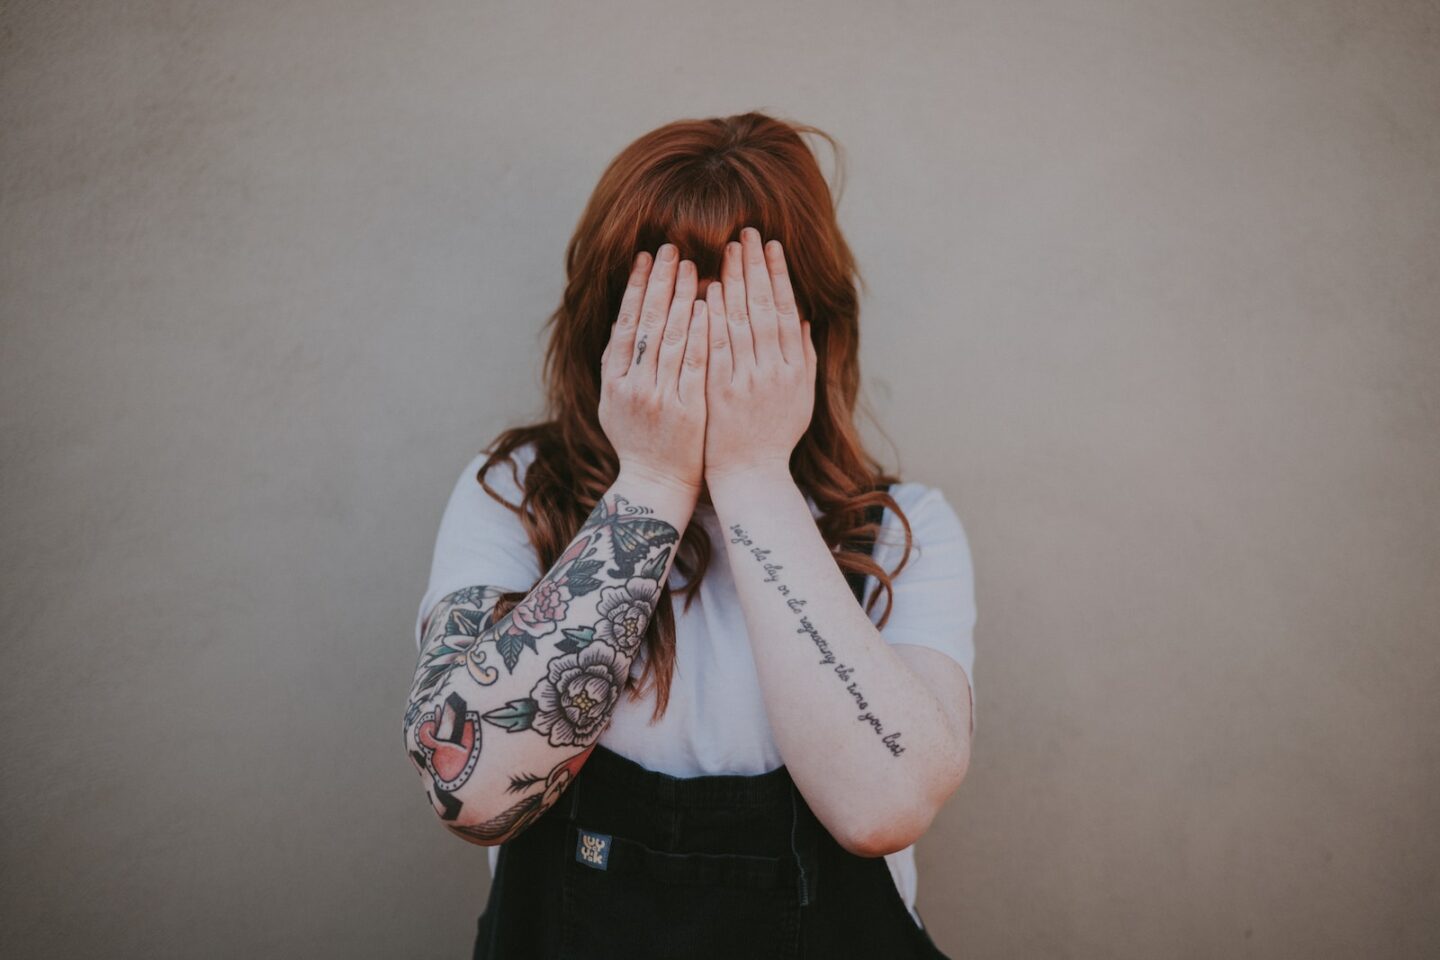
[576,829,611,870]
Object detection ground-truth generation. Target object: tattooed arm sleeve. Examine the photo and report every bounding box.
[403,473,696,845]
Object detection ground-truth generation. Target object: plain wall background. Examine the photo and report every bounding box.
[2,1,1437,957]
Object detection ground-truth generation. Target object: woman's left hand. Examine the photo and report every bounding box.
[702,227,817,483]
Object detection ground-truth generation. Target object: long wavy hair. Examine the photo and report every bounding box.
[475,110,915,722]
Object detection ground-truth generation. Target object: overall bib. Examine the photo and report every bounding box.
[472,493,954,959]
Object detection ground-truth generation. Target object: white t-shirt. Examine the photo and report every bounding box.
[413,441,977,929]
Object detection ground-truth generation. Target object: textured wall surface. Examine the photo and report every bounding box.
[2,1,1437,957]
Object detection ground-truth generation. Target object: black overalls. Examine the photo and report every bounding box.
[472,493,954,959]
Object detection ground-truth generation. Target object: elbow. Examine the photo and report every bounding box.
[442,817,510,848]
[835,747,972,859]
[835,800,937,859]
[405,757,520,847]
[405,699,529,846]
[437,791,548,848]
[432,782,550,846]
[434,771,558,846]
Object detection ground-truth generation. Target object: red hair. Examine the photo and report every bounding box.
[476,110,914,722]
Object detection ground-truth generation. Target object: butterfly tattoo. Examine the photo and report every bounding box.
[582,494,681,579]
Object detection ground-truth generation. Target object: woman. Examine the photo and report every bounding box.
[405,111,976,959]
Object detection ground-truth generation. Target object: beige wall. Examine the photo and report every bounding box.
[2,1,1436,957]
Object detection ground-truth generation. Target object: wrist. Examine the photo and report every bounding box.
[614,463,702,518]
[704,458,796,499]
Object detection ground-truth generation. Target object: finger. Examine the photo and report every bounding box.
[721,239,756,370]
[740,227,781,366]
[801,318,816,377]
[630,242,678,380]
[705,280,732,387]
[604,251,653,379]
[656,259,697,389]
[678,299,708,402]
[765,239,803,366]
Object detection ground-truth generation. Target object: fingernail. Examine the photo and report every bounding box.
[659,243,677,262]
[743,227,759,242]
[636,251,651,267]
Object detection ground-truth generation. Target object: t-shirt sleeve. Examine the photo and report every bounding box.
[412,447,543,652]
[863,483,978,734]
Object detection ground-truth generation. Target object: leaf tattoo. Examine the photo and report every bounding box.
[481,698,539,732]
[506,771,545,794]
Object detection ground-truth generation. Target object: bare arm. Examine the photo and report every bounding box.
[700,229,970,856]
[403,471,696,845]
[709,466,970,857]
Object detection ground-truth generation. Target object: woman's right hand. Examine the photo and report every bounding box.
[599,243,710,499]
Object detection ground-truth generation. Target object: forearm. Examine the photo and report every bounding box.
[403,467,697,844]
[707,465,966,855]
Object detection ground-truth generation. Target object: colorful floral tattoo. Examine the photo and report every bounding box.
[404,492,680,829]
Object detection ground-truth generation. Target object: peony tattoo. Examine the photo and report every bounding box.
[478,575,662,746]
[528,641,628,746]
[511,578,571,637]
[592,577,660,657]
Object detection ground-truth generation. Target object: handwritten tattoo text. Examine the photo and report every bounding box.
[729,522,905,757]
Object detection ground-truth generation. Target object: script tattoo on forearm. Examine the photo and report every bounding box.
[729,522,906,758]
[404,492,680,829]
